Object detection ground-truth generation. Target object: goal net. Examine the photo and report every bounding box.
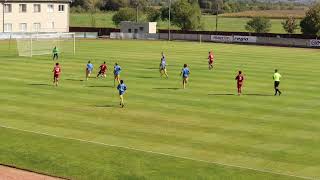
[16,33,75,57]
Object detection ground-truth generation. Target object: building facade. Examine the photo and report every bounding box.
[0,0,70,33]
[120,21,157,34]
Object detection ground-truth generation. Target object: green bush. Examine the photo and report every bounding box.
[112,7,136,25]
[245,17,272,33]
[70,6,87,13]
[171,0,202,30]
[102,0,129,11]
[300,3,320,36]
[282,16,299,34]
[145,7,161,22]
[160,6,169,21]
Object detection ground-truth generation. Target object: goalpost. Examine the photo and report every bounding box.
[16,32,76,57]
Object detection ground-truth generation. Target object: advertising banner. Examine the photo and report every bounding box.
[233,36,257,43]
[310,39,320,47]
[211,35,233,42]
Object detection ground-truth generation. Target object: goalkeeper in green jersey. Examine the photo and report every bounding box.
[52,46,59,60]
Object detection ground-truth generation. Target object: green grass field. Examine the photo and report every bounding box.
[70,13,298,33]
[1,39,320,180]
[221,10,306,19]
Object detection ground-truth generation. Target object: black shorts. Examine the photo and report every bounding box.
[274,81,280,88]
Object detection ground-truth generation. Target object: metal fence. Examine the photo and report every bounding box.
[110,33,159,40]
[0,32,98,40]
[110,32,319,48]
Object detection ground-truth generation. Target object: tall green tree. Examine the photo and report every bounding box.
[129,0,150,10]
[145,7,161,22]
[112,7,136,25]
[245,17,271,33]
[210,0,223,14]
[102,0,129,11]
[160,6,169,21]
[171,0,202,30]
[84,0,103,10]
[300,3,320,36]
[85,0,103,27]
[282,16,299,34]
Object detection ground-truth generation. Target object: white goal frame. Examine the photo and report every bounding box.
[16,32,76,57]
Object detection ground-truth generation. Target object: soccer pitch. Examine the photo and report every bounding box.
[0,39,319,180]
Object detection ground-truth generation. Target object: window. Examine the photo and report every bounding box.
[47,4,54,12]
[33,23,41,32]
[48,22,54,29]
[4,23,12,32]
[58,5,64,12]
[19,4,27,13]
[4,4,12,13]
[128,29,131,33]
[139,27,144,31]
[34,4,41,12]
[19,23,27,32]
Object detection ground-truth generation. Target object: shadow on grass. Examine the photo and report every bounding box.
[65,79,84,82]
[27,83,51,86]
[87,85,113,88]
[208,93,235,96]
[137,76,158,79]
[153,87,180,90]
[95,104,117,108]
[208,93,273,96]
[243,93,273,96]
[144,67,159,70]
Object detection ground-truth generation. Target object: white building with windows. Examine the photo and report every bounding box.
[0,0,71,33]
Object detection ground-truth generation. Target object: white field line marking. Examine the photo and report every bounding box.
[0,125,318,180]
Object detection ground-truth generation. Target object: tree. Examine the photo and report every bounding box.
[171,0,202,30]
[84,0,103,10]
[112,7,136,25]
[102,0,129,11]
[129,0,149,10]
[85,0,103,27]
[160,6,169,21]
[145,7,161,22]
[245,17,271,33]
[282,16,299,34]
[71,0,87,8]
[210,0,223,14]
[300,3,320,36]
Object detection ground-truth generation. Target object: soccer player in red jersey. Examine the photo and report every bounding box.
[52,63,61,86]
[97,61,107,78]
[208,50,214,70]
[235,71,244,95]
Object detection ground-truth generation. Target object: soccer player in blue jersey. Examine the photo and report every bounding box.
[159,52,168,78]
[180,64,190,89]
[113,63,122,87]
[117,80,127,108]
[86,61,94,80]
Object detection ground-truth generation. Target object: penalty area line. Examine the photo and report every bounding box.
[0,125,317,180]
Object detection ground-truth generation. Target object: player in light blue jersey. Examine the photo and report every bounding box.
[117,80,127,108]
[86,61,94,80]
[180,64,190,89]
[114,63,122,87]
[159,52,168,78]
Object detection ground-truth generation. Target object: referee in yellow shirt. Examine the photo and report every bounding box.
[273,69,282,96]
